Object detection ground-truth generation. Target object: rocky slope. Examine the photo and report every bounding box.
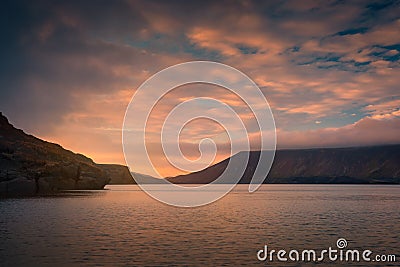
[99,164,134,184]
[168,145,400,184]
[0,112,110,196]
[100,166,166,184]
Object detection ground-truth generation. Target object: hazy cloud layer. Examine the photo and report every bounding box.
[1,0,399,175]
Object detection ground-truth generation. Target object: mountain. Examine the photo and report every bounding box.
[130,172,168,184]
[0,112,111,196]
[99,164,134,184]
[98,165,167,184]
[168,145,400,184]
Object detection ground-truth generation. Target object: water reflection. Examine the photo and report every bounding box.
[0,185,399,266]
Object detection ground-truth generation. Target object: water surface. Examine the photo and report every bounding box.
[1,185,399,266]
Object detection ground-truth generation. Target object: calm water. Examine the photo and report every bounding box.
[1,185,399,266]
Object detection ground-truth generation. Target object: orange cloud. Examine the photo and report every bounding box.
[3,1,399,177]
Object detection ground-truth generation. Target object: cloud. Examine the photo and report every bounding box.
[363,98,400,119]
[0,0,399,176]
[277,116,400,149]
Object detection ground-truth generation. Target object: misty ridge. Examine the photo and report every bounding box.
[166,145,400,184]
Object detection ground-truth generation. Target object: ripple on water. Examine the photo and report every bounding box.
[0,185,399,266]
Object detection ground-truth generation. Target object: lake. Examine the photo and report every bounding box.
[1,185,399,266]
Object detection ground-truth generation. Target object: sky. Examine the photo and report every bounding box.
[1,0,399,176]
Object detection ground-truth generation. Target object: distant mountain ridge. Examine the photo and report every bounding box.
[167,145,400,184]
[5,109,396,192]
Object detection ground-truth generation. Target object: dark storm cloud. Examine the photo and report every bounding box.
[0,0,177,132]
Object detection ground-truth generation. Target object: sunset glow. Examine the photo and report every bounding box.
[1,1,399,176]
